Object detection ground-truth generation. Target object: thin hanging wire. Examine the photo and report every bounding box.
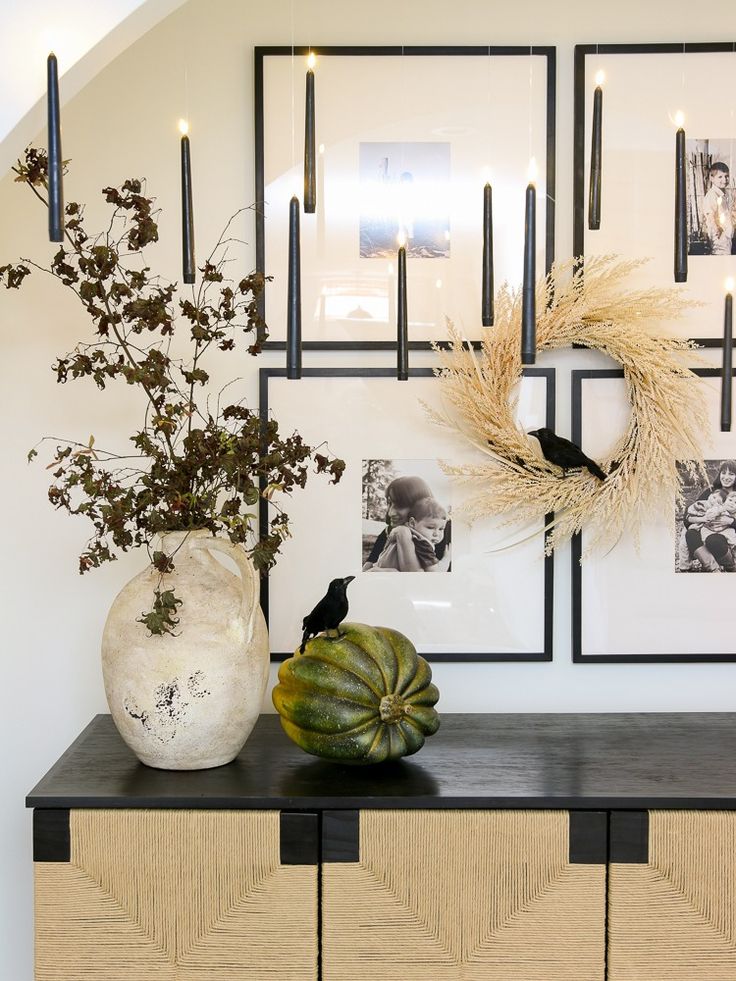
[400,44,406,242]
[730,43,734,191]
[290,0,295,174]
[681,41,686,103]
[486,44,492,174]
[528,45,534,168]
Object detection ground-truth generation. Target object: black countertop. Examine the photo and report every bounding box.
[26,712,736,810]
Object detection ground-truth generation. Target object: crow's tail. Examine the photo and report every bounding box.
[586,458,607,481]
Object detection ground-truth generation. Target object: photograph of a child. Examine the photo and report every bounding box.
[687,139,736,256]
[359,142,451,259]
[362,459,452,573]
[675,459,736,572]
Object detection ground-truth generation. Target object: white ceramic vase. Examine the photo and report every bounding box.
[101,529,269,770]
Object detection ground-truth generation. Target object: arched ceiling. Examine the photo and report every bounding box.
[0,0,187,177]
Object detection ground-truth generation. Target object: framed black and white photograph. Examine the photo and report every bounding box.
[362,458,453,572]
[260,367,555,661]
[572,367,736,662]
[255,45,556,349]
[574,43,736,345]
[358,142,452,259]
[675,458,736,572]
[686,138,736,256]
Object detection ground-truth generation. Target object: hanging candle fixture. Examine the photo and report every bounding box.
[722,277,733,432]
[397,230,408,380]
[304,52,316,214]
[674,110,688,283]
[47,53,64,243]
[482,180,494,326]
[521,158,537,365]
[179,120,195,285]
[588,70,604,230]
[287,195,302,379]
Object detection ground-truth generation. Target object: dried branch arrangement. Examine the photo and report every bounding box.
[428,256,710,555]
[2,148,345,632]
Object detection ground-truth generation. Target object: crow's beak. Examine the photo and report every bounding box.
[343,575,356,586]
[527,429,540,439]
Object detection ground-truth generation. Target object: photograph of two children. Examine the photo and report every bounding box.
[362,459,452,573]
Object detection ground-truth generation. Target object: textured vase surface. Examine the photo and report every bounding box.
[101,530,269,770]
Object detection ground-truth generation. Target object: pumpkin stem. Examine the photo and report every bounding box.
[379,693,406,724]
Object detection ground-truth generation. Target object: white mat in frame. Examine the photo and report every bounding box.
[256,45,555,349]
[572,367,736,662]
[260,367,554,661]
[574,42,736,344]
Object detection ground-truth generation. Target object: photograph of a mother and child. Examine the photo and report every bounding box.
[362,459,452,572]
[676,459,736,573]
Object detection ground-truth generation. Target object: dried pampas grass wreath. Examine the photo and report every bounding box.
[427,255,710,555]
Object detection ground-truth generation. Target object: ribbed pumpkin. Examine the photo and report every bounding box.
[272,622,440,764]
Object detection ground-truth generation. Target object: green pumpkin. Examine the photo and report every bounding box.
[272,622,440,764]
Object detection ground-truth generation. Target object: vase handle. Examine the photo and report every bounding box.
[191,536,260,646]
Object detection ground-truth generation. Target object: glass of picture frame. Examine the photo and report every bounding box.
[574,42,736,345]
[260,367,555,661]
[572,367,736,662]
[255,45,556,349]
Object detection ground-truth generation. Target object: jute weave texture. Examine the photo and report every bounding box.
[34,809,317,980]
[322,809,605,980]
[609,810,736,980]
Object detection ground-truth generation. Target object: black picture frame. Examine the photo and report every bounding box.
[255,45,557,351]
[571,366,736,663]
[259,366,555,662]
[573,42,736,348]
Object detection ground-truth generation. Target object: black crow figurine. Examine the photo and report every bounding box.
[528,427,607,481]
[300,576,355,653]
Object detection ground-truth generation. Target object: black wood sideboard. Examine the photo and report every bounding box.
[27,713,736,980]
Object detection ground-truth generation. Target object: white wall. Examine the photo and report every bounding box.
[2,1,736,977]
[0,0,187,176]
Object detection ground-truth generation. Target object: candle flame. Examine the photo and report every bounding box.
[595,69,605,87]
[178,118,189,136]
[435,279,443,289]
[726,277,735,294]
[481,165,492,185]
[527,157,538,185]
[318,143,325,154]
[397,229,407,248]
[307,52,316,70]
[674,110,685,129]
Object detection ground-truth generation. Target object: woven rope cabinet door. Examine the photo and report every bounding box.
[608,810,736,980]
[322,809,605,981]
[34,810,317,981]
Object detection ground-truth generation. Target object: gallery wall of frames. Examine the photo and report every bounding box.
[253,41,736,664]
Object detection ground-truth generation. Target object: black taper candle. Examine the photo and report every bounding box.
[47,53,64,243]
[180,131,195,284]
[397,244,408,380]
[722,290,733,432]
[304,64,316,214]
[482,182,494,327]
[521,182,537,364]
[674,125,688,283]
[588,85,603,230]
[287,196,302,380]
